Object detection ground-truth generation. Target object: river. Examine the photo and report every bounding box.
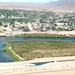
[0,37,75,62]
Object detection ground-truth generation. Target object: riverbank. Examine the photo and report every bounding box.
[13,31,75,37]
[3,42,22,61]
[0,31,75,37]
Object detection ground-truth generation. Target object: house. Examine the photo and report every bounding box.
[32,23,40,31]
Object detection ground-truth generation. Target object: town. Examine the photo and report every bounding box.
[0,9,75,36]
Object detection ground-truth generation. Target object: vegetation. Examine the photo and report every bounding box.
[16,34,71,38]
[0,18,33,23]
[3,42,21,61]
[8,40,75,60]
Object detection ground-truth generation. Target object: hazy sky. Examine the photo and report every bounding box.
[0,0,58,2]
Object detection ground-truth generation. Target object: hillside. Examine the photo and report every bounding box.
[46,0,75,12]
[0,0,75,12]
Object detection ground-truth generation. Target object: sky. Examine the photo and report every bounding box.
[0,0,58,2]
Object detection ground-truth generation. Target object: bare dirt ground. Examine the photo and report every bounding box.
[9,69,75,75]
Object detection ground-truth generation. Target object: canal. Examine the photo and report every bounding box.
[0,37,75,62]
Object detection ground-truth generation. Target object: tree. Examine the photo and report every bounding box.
[23,26,30,32]
[0,22,2,26]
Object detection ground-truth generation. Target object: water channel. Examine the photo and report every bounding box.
[0,37,75,62]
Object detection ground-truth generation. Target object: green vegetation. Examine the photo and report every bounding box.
[0,18,34,23]
[16,34,72,38]
[3,42,21,61]
[8,40,75,60]
[19,33,75,38]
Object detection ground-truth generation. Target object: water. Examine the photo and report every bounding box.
[0,52,13,62]
[1,37,75,50]
[31,61,53,66]
[0,37,75,62]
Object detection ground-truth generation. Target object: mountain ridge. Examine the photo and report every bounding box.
[46,0,75,12]
[0,1,74,12]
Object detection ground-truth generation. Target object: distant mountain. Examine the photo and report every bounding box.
[0,2,44,10]
[46,0,75,12]
[0,1,75,12]
[0,2,43,6]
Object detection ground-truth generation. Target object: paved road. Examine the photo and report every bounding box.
[9,69,75,75]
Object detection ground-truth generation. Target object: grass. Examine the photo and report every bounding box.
[7,40,75,60]
[15,33,75,38]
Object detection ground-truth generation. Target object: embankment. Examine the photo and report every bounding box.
[2,42,23,61]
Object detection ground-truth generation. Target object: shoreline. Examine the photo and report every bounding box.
[9,46,24,61]
[0,31,75,37]
[13,31,75,36]
[3,42,22,61]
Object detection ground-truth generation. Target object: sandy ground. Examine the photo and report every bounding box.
[8,69,75,75]
[13,31,75,35]
[1,56,75,75]
[0,31,75,36]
